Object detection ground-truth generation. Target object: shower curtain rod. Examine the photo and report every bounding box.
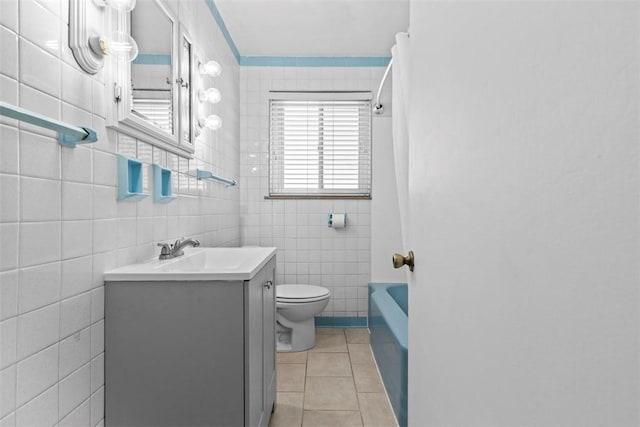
[373,57,393,115]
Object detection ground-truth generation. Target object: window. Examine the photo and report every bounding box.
[269,92,372,198]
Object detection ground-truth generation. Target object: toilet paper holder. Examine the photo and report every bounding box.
[327,213,347,228]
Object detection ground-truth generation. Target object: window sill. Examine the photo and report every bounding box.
[264,195,371,200]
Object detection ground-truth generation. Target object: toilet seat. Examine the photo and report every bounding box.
[276,284,330,303]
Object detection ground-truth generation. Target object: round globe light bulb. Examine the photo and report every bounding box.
[199,115,222,130]
[88,32,138,62]
[108,31,139,62]
[198,88,221,104]
[199,60,221,77]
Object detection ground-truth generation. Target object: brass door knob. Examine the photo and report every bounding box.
[392,251,414,272]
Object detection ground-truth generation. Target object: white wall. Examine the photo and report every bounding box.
[0,1,240,425]
[239,66,389,318]
[370,114,405,284]
[408,1,639,425]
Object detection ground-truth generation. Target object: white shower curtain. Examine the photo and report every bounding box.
[391,32,411,251]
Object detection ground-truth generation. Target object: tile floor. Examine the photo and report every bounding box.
[269,328,397,427]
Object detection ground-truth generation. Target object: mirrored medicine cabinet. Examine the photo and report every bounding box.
[107,0,196,155]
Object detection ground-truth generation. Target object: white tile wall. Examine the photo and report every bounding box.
[239,66,389,318]
[58,399,90,427]
[17,304,60,360]
[15,383,58,426]
[59,329,91,379]
[0,271,18,322]
[0,126,19,174]
[0,318,17,370]
[19,262,61,313]
[0,27,18,79]
[0,0,241,425]
[1,366,17,418]
[58,364,90,419]
[16,344,58,408]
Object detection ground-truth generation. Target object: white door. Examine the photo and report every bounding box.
[406,2,639,426]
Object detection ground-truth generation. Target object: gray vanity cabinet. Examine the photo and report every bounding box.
[104,257,276,427]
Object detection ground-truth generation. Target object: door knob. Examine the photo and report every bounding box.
[392,251,414,272]
[263,280,273,289]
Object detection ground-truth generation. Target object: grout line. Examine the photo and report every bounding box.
[344,329,365,424]
[13,287,95,318]
[60,388,95,424]
[13,4,22,420]
[13,381,58,416]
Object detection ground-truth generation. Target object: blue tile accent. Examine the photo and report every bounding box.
[117,155,148,202]
[133,54,172,65]
[204,0,242,63]
[206,1,392,68]
[152,164,176,204]
[344,57,392,67]
[240,56,391,67]
[315,316,367,328]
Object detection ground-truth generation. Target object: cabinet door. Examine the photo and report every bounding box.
[105,281,244,427]
[245,258,277,427]
[245,268,265,427]
[263,260,276,418]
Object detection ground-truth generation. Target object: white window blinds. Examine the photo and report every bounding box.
[269,94,372,198]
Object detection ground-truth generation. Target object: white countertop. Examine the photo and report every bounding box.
[103,247,277,282]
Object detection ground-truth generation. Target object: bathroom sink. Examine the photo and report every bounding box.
[103,247,276,282]
[155,249,244,272]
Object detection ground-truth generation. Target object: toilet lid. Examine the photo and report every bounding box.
[276,284,330,302]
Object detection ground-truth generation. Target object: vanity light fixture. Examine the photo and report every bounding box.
[93,0,136,11]
[199,114,222,130]
[198,87,221,104]
[70,0,139,74]
[199,60,221,77]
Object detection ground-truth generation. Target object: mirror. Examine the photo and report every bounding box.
[179,33,193,149]
[130,1,174,134]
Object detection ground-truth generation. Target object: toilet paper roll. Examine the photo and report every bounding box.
[328,213,347,228]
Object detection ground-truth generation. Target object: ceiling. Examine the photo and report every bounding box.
[214,0,409,57]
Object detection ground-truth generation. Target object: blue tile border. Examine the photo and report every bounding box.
[204,0,242,63]
[240,56,391,67]
[315,316,368,328]
[133,54,171,65]
[206,1,391,68]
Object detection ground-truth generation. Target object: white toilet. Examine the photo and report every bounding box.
[276,284,331,352]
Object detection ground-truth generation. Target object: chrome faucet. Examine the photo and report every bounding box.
[157,237,200,260]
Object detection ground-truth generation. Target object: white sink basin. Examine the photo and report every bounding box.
[103,247,277,282]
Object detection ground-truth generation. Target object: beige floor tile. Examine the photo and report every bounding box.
[269,392,304,427]
[310,333,348,353]
[358,393,397,427]
[345,328,370,344]
[304,377,359,411]
[277,363,307,392]
[302,410,363,427]
[307,352,352,377]
[316,328,346,335]
[272,327,396,427]
[277,351,308,364]
[351,363,385,393]
[348,343,375,365]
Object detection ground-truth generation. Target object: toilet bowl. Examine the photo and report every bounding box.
[276,284,330,352]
